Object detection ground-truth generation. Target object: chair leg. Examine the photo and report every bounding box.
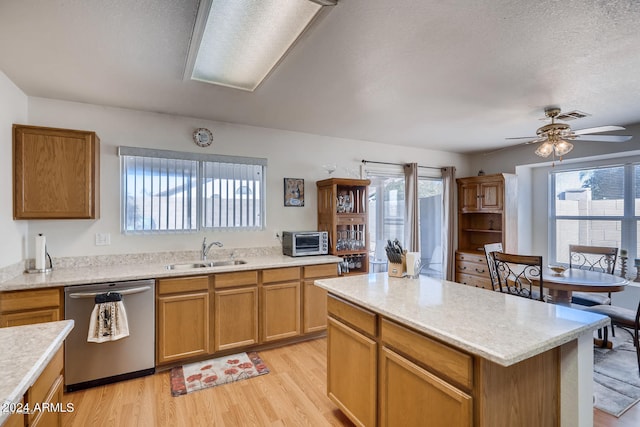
[602,326,609,349]
[635,329,640,377]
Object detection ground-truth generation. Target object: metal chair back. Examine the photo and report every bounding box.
[492,252,544,301]
[483,243,503,291]
[569,245,618,274]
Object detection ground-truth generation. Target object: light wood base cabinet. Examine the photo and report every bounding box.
[302,263,338,333]
[0,288,62,328]
[214,271,259,352]
[379,347,472,427]
[14,345,65,427]
[262,267,301,342]
[327,317,377,427]
[156,276,210,365]
[327,294,559,427]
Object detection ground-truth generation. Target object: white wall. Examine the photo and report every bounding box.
[24,97,470,259]
[0,71,28,269]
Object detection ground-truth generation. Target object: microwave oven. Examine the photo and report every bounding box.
[282,231,329,257]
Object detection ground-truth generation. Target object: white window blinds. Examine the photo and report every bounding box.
[119,147,266,233]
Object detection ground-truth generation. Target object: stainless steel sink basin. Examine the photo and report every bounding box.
[165,260,247,270]
[209,260,247,267]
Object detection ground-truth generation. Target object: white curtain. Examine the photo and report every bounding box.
[441,166,456,281]
[404,163,420,252]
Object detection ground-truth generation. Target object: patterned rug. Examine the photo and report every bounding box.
[170,352,269,396]
[593,332,640,417]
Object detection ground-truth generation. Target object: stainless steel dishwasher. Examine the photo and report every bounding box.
[64,279,155,391]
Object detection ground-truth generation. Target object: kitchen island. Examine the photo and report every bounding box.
[315,273,609,427]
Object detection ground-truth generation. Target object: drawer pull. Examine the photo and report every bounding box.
[475,268,485,274]
[458,266,467,270]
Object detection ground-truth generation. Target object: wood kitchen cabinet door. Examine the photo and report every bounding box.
[327,316,377,427]
[379,347,472,427]
[13,124,100,219]
[214,287,258,351]
[262,281,300,342]
[0,288,62,328]
[302,263,338,333]
[156,292,210,364]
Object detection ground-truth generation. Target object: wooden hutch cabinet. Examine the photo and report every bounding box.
[456,174,517,289]
[317,178,371,275]
[13,124,100,219]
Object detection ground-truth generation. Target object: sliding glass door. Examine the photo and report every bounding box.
[367,169,444,278]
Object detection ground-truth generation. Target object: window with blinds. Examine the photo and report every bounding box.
[119,147,266,233]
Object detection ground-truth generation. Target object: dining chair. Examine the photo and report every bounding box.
[583,299,640,375]
[569,245,617,307]
[492,252,545,301]
[483,242,503,291]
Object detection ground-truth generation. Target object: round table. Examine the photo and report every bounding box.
[543,268,628,305]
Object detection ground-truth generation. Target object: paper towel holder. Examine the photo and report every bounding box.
[26,251,53,274]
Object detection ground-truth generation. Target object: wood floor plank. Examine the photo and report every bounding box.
[61,337,635,426]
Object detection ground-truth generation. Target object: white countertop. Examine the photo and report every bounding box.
[0,254,341,292]
[315,273,610,367]
[0,320,74,425]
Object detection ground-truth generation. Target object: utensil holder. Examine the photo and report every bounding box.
[388,254,406,278]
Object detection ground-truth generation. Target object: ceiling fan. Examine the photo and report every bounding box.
[506,107,632,160]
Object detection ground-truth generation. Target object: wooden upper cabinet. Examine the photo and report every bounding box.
[13,124,100,219]
[458,179,503,213]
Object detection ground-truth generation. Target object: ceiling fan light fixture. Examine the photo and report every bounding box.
[535,141,554,158]
[554,139,573,157]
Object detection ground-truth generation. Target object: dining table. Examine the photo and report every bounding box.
[542,267,628,306]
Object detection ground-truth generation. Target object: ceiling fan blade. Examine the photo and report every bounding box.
[573,134,632,142]
[573,125,625,135]
[505,136,537,140]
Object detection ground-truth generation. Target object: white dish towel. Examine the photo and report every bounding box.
[87,293,130,343]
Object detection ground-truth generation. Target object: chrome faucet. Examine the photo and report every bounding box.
[201,237,223,260]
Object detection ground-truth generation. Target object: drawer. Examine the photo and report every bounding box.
[0,288,60,312]
[327,294,376,338]
[456,273,493,289]
[262,267,300,284]
[456,251,486,264]
[157,276,208,295]
[336,215,366,225]
[28,345,63,411]
[214,270,258,289]
[303,263,338,279]
[381,318,473,391]
[456,260,489,277]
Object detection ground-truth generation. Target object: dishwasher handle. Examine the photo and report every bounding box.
[68,285,152,299]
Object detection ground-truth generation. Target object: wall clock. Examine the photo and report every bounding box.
[193,128,213,147]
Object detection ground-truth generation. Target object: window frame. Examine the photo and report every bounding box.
[119,146,267,234]
[549,162,638,265]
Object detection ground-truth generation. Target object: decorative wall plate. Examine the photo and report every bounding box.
[193,128,213,147]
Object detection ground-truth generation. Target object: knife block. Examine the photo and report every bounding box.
[388,254,406,278]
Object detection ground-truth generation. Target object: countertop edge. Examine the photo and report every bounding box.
[0,320,74,424]
[0,255,342,292]
[317,278,610,367]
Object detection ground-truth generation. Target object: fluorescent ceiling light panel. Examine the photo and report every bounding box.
[190,0,334,91]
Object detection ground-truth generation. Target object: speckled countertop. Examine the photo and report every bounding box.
[0,254,341,292]
[0,320,74,425]
[315,273,610,367]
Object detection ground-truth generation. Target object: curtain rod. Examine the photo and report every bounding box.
[361,159,443,171]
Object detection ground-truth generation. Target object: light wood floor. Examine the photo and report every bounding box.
[61,337,638,426]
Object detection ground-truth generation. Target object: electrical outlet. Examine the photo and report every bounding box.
[95,233,111,246]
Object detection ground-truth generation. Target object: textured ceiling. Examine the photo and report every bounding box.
[1,0,640,154]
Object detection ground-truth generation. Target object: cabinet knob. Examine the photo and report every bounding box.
[458,266,466,270]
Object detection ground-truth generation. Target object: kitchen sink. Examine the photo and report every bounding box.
[165,260,247,270]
